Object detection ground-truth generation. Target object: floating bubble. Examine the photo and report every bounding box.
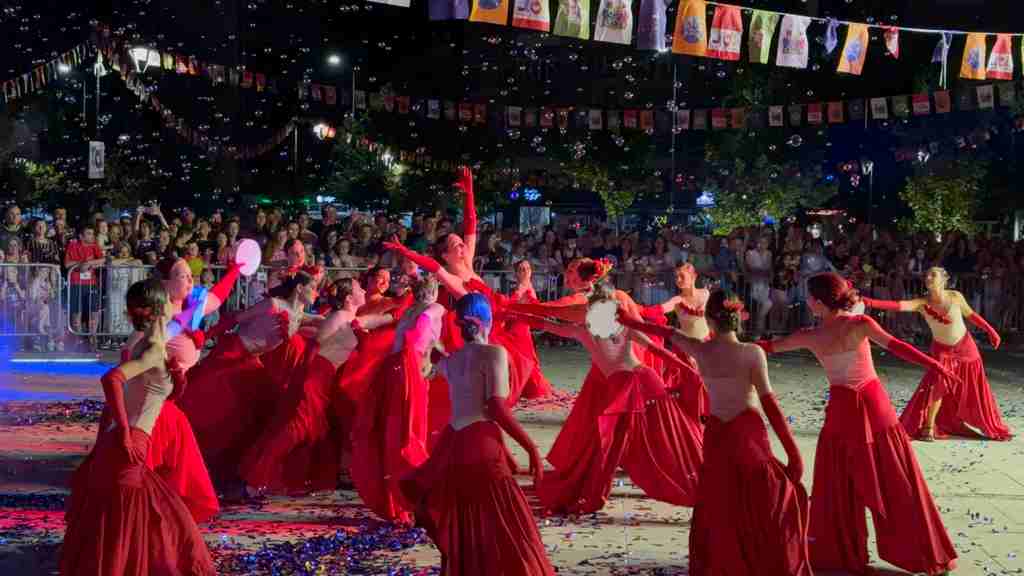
[787,135,803,147]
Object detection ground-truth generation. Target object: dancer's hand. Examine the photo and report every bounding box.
[785,456,804,484]
[121,428,145,465]
[989,331,1002,350]
[528,448,544,489]
[454,165,473,197]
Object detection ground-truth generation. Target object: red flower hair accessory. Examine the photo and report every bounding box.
[722,299,750,321]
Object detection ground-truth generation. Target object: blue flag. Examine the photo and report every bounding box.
[825,19,839,55]
[931,32,952,63]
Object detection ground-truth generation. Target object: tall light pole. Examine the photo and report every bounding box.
[861,158,875,226]
[92,53,108,136]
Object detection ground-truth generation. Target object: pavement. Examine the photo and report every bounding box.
[0,344,1022,575]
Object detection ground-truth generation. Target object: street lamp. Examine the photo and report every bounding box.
[57,63,72,75]
[93,53,108,125]
[326,53,342,67]
[861,158,875,225]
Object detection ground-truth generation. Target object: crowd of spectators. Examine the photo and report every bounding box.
[0,200,1021,353]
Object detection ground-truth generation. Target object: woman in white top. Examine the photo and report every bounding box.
[745,235,774,339]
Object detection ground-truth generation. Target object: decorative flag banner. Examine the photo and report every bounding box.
[870,97,888,119]
[998,83,1016,106]
[637,0,667,51]
[607,110,620,130]
[776,15,811,69]
[838,23,869,75]
[977,84,995,109]
[369,0,411,7]
[692,109,707,130]
[747,109,765,128]
[960,33,987,80]
[470,0,510,26]
[824,19,839,55]
[384,95,395,112]
[768,105,784,126]
[428,100,441,119]
[730,107,746,128]
[623,109,638,128]
[512,0,551,31]
[848,99,865,120]
[677,108,690,130]
[986,34,1013,80]
[524,108,538,126]
[827,101,844,123]
[787,104,802,126]
[553,0,590,39]
[672,0,707,57]
[957,87,976,110]
[459,103,473,122]
[507,106,522,126]
[541,107,554,127]
[934,90,951,113]
[892,95,910,117]
[444,101,457,120]
[557,108,570,129]
[640,110,654,130]
[912,93,931,115]
[594,0,633,45]
[748,11,779,64]
[474,104,487,124]
[589,109,604,129]
[707,5,743,61]
[884,27,900,58]
[429,0,470,20]
[807,103,823,124]
[932,32,952,63]
[397,96,410,114]
[711,108,728,129]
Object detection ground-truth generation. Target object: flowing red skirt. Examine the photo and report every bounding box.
[427,374,452,452]
[507,318,553,400]
[239,342,342,494]
[333,325,397,457]
[400,421,555,576]
[351,347,430,524]
[810,379,957,575]
[899,332,1013,441]
[261,332,307,391]
[61,427,215,576]
[178,334,276,484]
[539,365,703,514]
[689,409,811,575]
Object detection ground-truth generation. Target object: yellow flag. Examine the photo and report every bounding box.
[470,0,509,26]
[960,33,987,80]
[837,23,869,75]
[672,0,706,57]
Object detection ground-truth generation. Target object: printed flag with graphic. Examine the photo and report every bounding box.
[553,0,590,39]
[748,11,779,64]
[986,34,1013,80]
[672,0,707,57]
[960,33,987,80]
[707,5,742,61]
[594,0,633,45]
[912,94,931,115]
[637,0,667,51]
[837,23,869,75]
[884,27,899,58]
[776,15,811,69]
[768,105,784,126]
[471,0,510,25]
[512,0,551,31]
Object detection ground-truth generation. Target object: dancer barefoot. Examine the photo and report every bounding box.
[619,292,810,575]
[862,266,1012,441]
[62,278,214,575]
[758,272,957,576]
[351,276,444,523]
[240,276,388,495]
[514,283,704,515]
[400,293,554,576]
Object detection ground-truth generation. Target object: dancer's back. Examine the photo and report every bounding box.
[687,339,762,423]
[440,342,508,431]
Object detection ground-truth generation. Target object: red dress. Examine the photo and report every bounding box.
[539,365,703,514]
[61,427,215,576]
[644,305,710,423]
[689,409,811,575]
[810,379,957,575]
[239,340,343,494]
[899,332,1012,440]
[350,344,430,524]
[333,323,397,457]
[401,421,555,576]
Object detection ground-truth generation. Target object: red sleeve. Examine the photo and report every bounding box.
[92,245,104,259]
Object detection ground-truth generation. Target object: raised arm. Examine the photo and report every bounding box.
[383,240,467,298]
[201,260,242,316]
[657,295,682,315]
[955,290,1001,348]
[861,296,923,313]
[455,166,477,266]
[355,313,393,331]
[858,316,959,379]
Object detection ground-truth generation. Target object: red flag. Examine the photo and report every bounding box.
[623,110,638,129]
[707,5,743,61]
[640,110,654,131]
[884,27,899,58]
[324,86,336,105]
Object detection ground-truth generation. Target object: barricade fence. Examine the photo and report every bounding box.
[0,262,1012,346]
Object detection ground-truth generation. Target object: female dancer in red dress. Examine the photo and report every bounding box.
[506,259,553,398]
[62,278,214,576]
[861,266,1012,441]
[240,276,392,495]
[351,276,445,523]
[513,283,704,515]
[758,272,957,576]
[619,292,810,575]
[400,292,554,576]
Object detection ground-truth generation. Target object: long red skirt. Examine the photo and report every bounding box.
[810,380,957,575]
[351,347,430,523]
[689,409,811,575]
[663,364,709,425]
[61,427,215,576]
[178,334,276,484]
[261,332,307,391]
[899,333,1013,441]
[333,325,396,458]
[400,421,555,576]
[507,318,553,400]
[539,365,703,514]
[239,343,342,494]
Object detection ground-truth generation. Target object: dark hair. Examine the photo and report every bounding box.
[433,233,456,260]
[456,292,492,341]
[807,272,860,311]
[267,270,315,300]
[577,260,600,283]
[155,256,185,280]
[706,290,744,333]
[325,277,356,311]
[363,265,389,286]
[126,278,168,332]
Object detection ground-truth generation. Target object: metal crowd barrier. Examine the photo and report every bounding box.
[0,263,63,343]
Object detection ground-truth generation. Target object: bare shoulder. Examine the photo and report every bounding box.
[483,343,508,362]
[949,290,967,304]
[742,341,767,363]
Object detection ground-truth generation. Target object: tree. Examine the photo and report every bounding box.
[318,121,400,211]
[898,159,986,238]
[558,131,657,217]
[5,158,67,206]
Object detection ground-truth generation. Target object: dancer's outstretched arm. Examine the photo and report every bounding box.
[861,296,923,313]
[753,347,803,483]
[509,312,583,341]
[617,312,703,359]
[754,328,817,355]
[383,240,467,298]
[858,316,961,381]
[455,166,478,268]
[955,290,1001,348]
[628,329,700,379]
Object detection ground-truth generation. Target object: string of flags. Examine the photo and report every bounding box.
[0,42,94,105]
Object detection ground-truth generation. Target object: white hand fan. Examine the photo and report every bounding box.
[586,298,623,339]
[234,239,262,277]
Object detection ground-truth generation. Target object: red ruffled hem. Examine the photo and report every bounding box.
[146,401,219,523]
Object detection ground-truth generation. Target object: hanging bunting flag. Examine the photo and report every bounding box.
[398,96,411,114]
[776,15,811,69]
[707,5,742,61]
[594,0,633,45]
[824,19,839,55]
[553,0,590,39]
[884,27,900,58]
[787,104,802,126]
[998,83,1016,106]
[672,0,707,57]
[623,109,638,128]
[870,97,888,119]
[607,110,620,130]
[692,109,707,130]
[892,95,910,117]
[162,53,174,70]
[748,11,779,64]
[730,108,746,128]
[512,0,550,31]
[508,106,522,126]
[807,103,823,124]
[957,87,976,110]
[934,91,951,113]
[768,105,784,126]
[977,84,995,109]
[710,108,727,129]
[558,108,570,129]
[355,91,367,110]
[589,109,604,129]
[986,34,1013,80]
[960,33,987,80]
[520,108,534,126]
[474,104,487,124]
[932,32,952,63]
[837,23,869,75]
[747,109,765,128]
[443,101,457,120]
[677,109,690,130]
[848,99,865,120]
[912,93,931,115]
[541,107,554,127]
[323,85,335,105]
[640,110,654,131]
[459,103,473,122]
[430,0,470,20]
[827,102,844,123]
[637,0,667,51]
[428,100,441,119]
[470,0,509,26]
